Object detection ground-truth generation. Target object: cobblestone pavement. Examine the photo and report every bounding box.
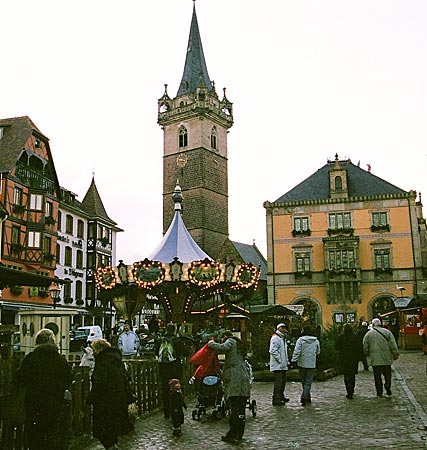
[71,350,427,450]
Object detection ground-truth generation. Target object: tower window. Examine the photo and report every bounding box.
[179,126,188,148]
[211,127,217,150]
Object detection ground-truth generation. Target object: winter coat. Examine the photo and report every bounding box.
[91,347,132,442]
[336,330,359,375]
[18,344,72,427]
[356,325,369,360]
[118,330,140,356]
[155,334,188,381]
[208,337,251,400]
[291,335,320,369]
[269,330,289,371]
[363,325,399,366]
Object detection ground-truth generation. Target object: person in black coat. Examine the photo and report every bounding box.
[18,328,72,450]
[91,339,132,450]
[356,321,369,371]
[336,324,359,399]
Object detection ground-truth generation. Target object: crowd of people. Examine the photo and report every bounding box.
[15,315,403,449]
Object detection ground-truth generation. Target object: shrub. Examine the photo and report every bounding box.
[317,323,342,371]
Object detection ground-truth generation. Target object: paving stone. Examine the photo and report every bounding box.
[70,350,427,449]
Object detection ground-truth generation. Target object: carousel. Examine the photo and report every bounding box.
[95,184,260,327]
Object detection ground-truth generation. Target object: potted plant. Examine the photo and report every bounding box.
[10,285,23,296]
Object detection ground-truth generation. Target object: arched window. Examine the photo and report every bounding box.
[75,280,82,300]
[76,250,83,268]
[179,126,188,148]
[65,246,72,266]
[211,127,217,150]
[335,176,342,190]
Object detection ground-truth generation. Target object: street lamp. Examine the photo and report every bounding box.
[48,282,61,309]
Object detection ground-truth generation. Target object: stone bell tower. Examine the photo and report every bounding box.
[157,3,233,260]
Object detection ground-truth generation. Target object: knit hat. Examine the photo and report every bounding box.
[168,378,181,390]
[276,323,287,330]
[372,318,381,327]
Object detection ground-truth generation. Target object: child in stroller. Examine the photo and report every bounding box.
[189,342,226,420]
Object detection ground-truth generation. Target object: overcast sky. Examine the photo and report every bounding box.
[1,1,426,262]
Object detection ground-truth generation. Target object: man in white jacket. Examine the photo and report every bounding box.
[291,326,321,405]
[269,323,290,405]
[118,323,140,359]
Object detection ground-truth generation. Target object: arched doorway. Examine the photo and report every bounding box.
[370,295,395,319]
[292,296,322,334]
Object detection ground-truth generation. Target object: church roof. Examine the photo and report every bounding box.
[274,160,407,203]
[148,184,212,263]
[81,177,117,225]
[231,241,267,281]
[176,3,212,97]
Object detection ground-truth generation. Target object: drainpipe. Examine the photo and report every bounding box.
[408,194,418,298]
[269,206,276,304]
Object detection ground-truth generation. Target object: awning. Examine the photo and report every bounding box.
[0,301,52,310]
[248,304,297,316]
[0,264,68,289]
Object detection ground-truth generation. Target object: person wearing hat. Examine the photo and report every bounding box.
[363,318,399,397]
[269,323,290,405]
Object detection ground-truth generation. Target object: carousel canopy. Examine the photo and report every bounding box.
[148,184,212,263]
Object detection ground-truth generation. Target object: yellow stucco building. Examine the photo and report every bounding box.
[264,155,427,331]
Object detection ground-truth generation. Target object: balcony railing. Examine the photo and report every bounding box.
[327,227,354,237]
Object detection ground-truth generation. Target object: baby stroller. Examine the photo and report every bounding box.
[192,375,227,420]
[189,343,227,420]
[245,359,257,417]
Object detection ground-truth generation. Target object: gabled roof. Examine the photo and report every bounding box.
[176,3,212,97]
[231,241,267,281]
[149,184,212,263]
[81,177,117,225]
[274,160,407,203]
[0,116,46,173]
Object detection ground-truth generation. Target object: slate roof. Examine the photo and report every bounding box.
[274,160,407,203]
[231,241,267,281]
[81,177,117,225]
[148,185,212,263]
[176,3,212,97]
[0,116,46,173]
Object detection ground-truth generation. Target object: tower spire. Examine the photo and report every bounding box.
[177,2,212,96]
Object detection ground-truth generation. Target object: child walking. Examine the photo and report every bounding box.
[168,378,186,436]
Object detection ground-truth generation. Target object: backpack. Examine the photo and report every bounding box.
[158,338,176,363]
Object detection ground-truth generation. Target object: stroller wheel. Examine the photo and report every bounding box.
[197,409,203,421]
[192,410,197,420]
[251,399,257,417]
[212,409,221,419]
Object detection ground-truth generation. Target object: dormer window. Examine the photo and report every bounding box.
[335,176,342,190]
[178,126,188,148]
[211,127,217,150]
